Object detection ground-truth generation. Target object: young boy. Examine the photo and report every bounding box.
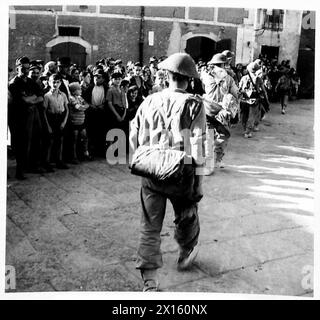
[106,72,127,129]
[151,70,167,93]
[68,82,91,163]
[106,72,128,156]
[42,74,69,170]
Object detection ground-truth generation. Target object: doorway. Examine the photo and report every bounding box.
[185,37,217,63]
[50,42,87,68]
[261,45,279,61]
[297,47,314,98]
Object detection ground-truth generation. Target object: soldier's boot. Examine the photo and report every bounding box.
[140,269,159,292]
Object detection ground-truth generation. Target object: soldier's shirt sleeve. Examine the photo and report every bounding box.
[238,76,245,91]
[129,96,150,149]
[201,72,216,98]
[130,97,145,132]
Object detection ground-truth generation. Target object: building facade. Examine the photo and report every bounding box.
[9,5,311,71]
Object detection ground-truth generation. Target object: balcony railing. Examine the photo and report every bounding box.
[263,10,284,31]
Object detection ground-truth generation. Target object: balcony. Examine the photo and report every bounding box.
[262,9,284,31]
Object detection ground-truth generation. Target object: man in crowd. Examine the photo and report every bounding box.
[27,63,45,172]
[222,50,238,84]
[239,61,267,138]
[82,68,109,158]
[8,56,44,179]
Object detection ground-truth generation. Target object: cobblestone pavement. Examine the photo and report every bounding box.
[6,99,314,296]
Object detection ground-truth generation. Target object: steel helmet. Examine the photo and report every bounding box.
[208,53,227,65]
[247,61,261,73]
[158,53,199,78]
[254,59,263,67]
[222,50,234,59]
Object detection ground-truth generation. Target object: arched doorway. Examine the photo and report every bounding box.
[50,42,86,68]
[46,37,92,68]
[185,37,217,63]
[181,32,220,63]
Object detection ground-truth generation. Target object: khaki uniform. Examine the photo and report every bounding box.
[239,73,264,133]
[130,88,206,270]
[201,67,238,166]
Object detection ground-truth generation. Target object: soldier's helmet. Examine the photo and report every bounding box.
[158,53,199,79]
[253,59,263,67]
[208,53,227,65]
[247,61,261,73]
[222,50,234,59]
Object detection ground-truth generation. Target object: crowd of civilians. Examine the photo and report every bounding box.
[7,53,300,180]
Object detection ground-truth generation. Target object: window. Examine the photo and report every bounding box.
[263,9,284,31]
[58,26,80,37]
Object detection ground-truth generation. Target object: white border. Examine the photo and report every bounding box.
[1,0,319,301]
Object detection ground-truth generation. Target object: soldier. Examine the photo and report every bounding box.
[239,61,269,137]
[129,53,206,292]
[201,53,239,174]
[221,50,238,84]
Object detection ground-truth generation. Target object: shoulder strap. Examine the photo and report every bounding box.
[248,72,258,92]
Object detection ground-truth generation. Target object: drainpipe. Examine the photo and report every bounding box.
[48,9,58,37]
[139,6,145,64]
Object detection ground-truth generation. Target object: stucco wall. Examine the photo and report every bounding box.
[252,10,302,67]
[236,26,255,65]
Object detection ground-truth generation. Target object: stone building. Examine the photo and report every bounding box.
[9,5,314,79]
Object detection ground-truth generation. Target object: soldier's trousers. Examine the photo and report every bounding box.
[242,101,261,133]
[214,133,229,162]
[136,169,200,270]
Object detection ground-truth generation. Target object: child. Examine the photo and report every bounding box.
[151,70,166,93]
[68,82,91,163]
[106,72,127,129]
[43,74,69,170]
[106,72,127,156]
